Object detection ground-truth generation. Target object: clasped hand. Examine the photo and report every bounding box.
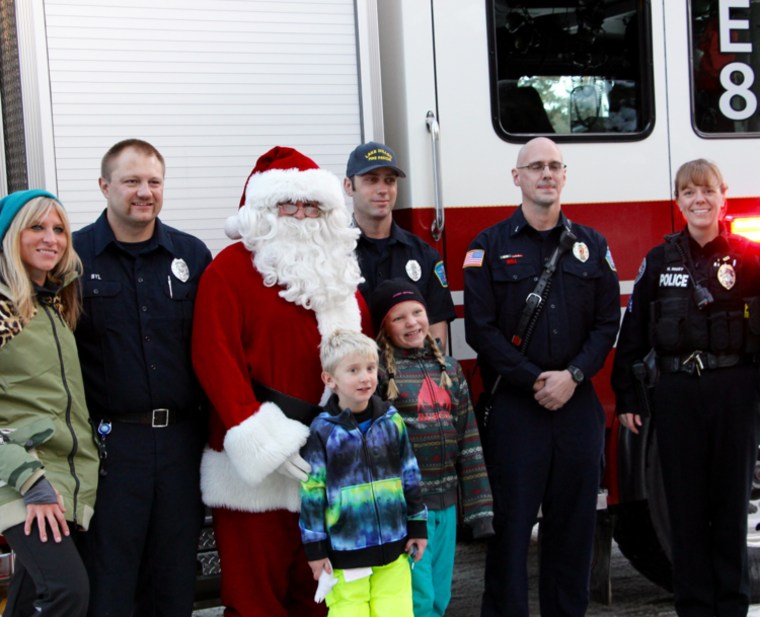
[533,370,576,411]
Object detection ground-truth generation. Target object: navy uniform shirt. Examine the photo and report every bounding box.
[356,221,456,326]
[464,207,620,392]
[74,211,212,418]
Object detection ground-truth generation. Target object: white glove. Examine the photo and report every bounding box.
[275,452,311,482]
[314,565,338,603]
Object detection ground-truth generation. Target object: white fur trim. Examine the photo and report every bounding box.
[223,402,311,486]
[314,295,362,340]
[200,447,302,513]
[245,168,345,213]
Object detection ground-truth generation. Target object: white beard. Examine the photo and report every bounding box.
[239,209,364,334]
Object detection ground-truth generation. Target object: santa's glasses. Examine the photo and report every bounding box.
[277,201,322,218]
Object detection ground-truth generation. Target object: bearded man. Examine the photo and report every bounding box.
[192,147,370,617]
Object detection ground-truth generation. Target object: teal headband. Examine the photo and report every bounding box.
[0,189,59,245]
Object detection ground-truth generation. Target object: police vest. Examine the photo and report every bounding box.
[650,233,760,355]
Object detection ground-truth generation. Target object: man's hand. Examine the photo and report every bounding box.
[534,370,576,411]
[619,413,643,435]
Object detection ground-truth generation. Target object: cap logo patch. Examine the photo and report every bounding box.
[364,148,393,163]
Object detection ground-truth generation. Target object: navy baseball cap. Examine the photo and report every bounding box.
[346,141,406,178]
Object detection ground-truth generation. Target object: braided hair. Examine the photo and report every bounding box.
[376,330,452,401]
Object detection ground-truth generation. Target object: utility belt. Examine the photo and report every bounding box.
[252,381,322,426]
[658,351,749,375]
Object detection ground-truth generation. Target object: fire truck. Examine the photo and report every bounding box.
[1,0,760,606]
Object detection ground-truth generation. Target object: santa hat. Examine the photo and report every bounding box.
[225,146,346,239]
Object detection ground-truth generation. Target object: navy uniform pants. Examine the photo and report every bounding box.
[655,364,760,617]
[481,383,605,617]
[79,419,205,617]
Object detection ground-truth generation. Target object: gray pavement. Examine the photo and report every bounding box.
[195,535,680,616]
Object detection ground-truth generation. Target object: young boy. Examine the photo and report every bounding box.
[299,329,428,616]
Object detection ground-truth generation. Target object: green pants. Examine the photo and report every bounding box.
[412,506,457,617]
[327,553,413,617]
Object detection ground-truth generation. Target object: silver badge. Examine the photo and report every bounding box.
[572,242,589,263]
[405,259,422,282]
[717,263,735,290]
[171,258,190,283]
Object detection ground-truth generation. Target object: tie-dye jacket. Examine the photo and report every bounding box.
[299,394,427,569]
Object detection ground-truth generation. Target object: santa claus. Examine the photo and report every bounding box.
[192,146,369,617]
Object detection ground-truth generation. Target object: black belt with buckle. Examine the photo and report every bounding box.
[109,408,182,428]
[659,352,742,375]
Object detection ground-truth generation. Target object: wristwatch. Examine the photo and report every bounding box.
[568,365,584,385]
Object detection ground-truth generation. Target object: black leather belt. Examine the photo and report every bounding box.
[109,408,182,428]
[252,382,321,426]
[659,352,742,375]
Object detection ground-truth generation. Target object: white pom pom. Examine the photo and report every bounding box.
[224,214,242,239]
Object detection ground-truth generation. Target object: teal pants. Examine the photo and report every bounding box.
[412,506,457,617]
[327,553,413,617]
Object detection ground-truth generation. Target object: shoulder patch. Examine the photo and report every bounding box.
[463,249,485,269]
[605,246,616,272]
[433,261,449,288]
[634,257,646,285]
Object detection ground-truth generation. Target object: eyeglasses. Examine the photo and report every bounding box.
[277,201,322,218]
[516,161,567,174]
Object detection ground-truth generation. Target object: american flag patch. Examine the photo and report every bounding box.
[463,249,485,268]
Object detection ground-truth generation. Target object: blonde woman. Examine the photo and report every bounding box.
[0,190,98,617]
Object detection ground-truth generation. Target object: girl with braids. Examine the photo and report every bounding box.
[0,190,98,617]
[369,279,493,617]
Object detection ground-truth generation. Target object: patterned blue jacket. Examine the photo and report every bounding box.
[299,394,427,569]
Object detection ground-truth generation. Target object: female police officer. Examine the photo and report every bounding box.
[612,159,760,617]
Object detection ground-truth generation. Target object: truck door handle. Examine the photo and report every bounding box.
[426,110,445,242]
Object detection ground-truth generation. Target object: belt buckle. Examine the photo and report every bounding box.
[151,408,170,428]
[682,351,705,376]
[526,292,542,305]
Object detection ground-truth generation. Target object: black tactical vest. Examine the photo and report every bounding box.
[650,233,755,355]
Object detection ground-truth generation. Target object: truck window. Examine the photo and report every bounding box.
[488,0,653,140]
[691,0,760,135]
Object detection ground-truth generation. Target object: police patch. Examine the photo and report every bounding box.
[434,261,449,288]
[659,267,689,288]
[605,247,616,272]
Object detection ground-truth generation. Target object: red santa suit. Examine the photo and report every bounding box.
[192,147,369,617]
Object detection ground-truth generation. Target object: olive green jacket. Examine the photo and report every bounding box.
[0,279,98,532]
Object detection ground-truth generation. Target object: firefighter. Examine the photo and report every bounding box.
[344,141,456,346]
[612,159,760,617]
[464,137,620,617]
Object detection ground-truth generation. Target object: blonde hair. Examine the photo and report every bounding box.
[376,330,453,400]
[674,159,727,197]
[0,197,82,329]
[320,329,379,375]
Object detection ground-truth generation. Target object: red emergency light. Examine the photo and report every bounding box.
[727,215,760,243]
